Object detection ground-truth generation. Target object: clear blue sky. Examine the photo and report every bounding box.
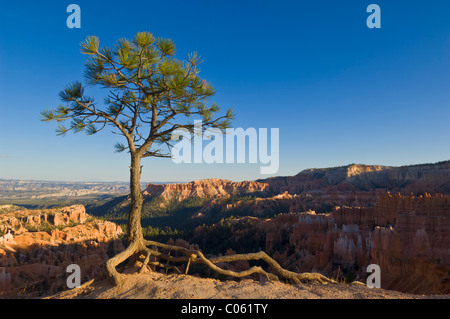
[0,0,449,182]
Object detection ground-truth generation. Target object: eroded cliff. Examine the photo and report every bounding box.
[143,178,269,201]
[0,205,123,298]
[193,192,450,294]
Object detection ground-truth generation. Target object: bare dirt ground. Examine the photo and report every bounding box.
[45,269,449,299]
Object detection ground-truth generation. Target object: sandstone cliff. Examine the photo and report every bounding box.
[143,178,269,201]
[0,205,123,298]
[261,161,450,195]
[192,192,450,295]
[140,161,450,215]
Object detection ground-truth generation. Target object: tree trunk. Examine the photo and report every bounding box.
[127,154,144,244]
[106,153,145,285]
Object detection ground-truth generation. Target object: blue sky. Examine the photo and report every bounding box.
[0,0,449,182]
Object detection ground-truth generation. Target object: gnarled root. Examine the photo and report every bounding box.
[106,241,142,286]
[142,239,336,284]
[208,251,336,284]
[105,238,336,286]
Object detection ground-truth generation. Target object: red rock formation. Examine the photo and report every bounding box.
[262,161,450,196]
[53,205,88,226]
[192,192,450,294]
[141,161,450,220]
[193,189,386,221]
[143,178,269,201]
[370,193,450,294]
[0,205,88,235]
[0,205,123,298]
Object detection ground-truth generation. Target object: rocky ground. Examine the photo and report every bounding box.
[46,269,449,299]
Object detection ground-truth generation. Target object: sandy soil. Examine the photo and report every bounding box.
[45,269,449,299]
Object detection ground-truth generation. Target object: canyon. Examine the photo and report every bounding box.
[0,205,123,297]
[1,160,450,297]
[142,161,450,214]
[142,161,450,203]
[193,192,450,294]
[262,161,450,196]
[139,161,450,295]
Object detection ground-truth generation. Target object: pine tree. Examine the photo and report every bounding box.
[42,32,336,286]
[42,32,232,284]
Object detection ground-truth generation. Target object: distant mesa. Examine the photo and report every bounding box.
[143,178,270,201]
[142,160,450,202]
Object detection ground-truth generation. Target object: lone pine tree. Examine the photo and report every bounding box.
[42,32,335,286]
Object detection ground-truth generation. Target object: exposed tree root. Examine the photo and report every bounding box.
[106,241,142,285]
[105,238,337,286]
[146,261,181,274]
